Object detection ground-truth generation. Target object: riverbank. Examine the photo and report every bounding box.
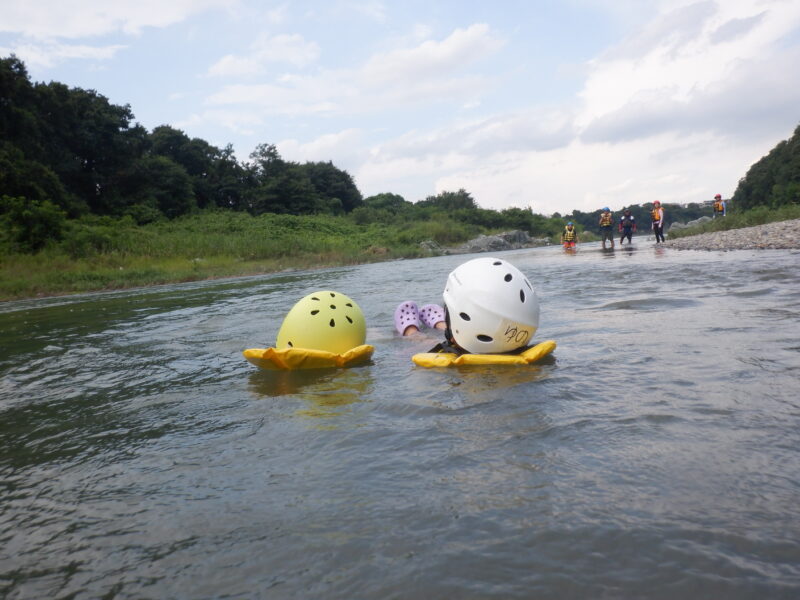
[663,218,800,250]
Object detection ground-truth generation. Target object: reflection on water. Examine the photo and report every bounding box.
[1,243,800,599]
[419,360,557,410]
[248,366,375,421]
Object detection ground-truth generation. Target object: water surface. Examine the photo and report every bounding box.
[2,242,799,599]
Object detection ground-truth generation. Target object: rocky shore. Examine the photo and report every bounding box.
[421,230,550,255]
[663,219,800,251]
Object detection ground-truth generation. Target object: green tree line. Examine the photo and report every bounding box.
[2,52,798,258]
[0,54,568,254]
[732,123,800,210]
[0,55,363,250]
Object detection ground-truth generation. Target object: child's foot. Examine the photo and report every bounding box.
[394,301,421,335]
[419,304,446,329]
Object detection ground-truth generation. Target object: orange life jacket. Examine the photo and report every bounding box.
[651,208,662,222]
[714,201,723,212]
[599,212,612,226]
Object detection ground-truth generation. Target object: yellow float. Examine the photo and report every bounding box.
[243,344,374,370]
[243,290,373,371]
[412,339,556,368]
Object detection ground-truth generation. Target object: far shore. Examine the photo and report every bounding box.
[662,218,800,250]
[4,220,800,302]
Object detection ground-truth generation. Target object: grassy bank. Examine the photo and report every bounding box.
[667,204,800,239]
[0,211,485,300]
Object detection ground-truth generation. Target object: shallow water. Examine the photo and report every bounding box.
[1,242,800,599]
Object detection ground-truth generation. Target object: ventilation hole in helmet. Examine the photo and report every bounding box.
[493,261,502,266]
[504,273,512,282]
[329,318,335,327]
[525,279,532,290]
[330,304,336,309]
[346,303,353,307]
[330,292,336,297]
[311,310,319,315]
[477,335,493,342]
[287,341,293,347]
[459,312,471,321]
[346,316,353,324]
[520,290,525,303]
[311,296,320,301]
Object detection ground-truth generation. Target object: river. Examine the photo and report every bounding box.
[1,242,799,599]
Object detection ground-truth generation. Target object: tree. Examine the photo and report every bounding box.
[150,125,232,209]
[733,123,800,210]
[0,195,66,252]
[245,144,321,215]
[0,56,42,159]
[116,156,195,219]
[32,81,148,215]
[301,161,363,214]
[0,141,82,214]
[417,189,478,211]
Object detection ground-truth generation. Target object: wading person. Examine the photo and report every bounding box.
[651,201,665,243]
[561,222,579,249]
[713,194,726,218]
[598,207,615,250]
[618,209,637,245]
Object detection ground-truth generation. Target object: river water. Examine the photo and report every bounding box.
[1,242,800,599]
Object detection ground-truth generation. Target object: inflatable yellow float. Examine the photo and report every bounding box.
[412,339,556,367]
[243,291,374,370]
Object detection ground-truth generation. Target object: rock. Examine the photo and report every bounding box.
[451,230,550,254]
[419,239,446,255]
[663,219,800,251]
[669,216,712,232]
[460,234,513,253]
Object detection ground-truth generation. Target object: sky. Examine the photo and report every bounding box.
[2,0,800,215]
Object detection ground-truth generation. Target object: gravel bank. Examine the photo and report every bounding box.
[663,219,800,251]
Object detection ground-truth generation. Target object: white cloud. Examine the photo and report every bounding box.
[278,129,367,170]
[430,131,764,214]
[204,24,504,117]
[207,32,320,76]
[341,0,388,23]
[207,81,340,115]
[0,0,235,39]
[176,108,265,137]
[264,4,290,25]
[577,0,800,139]
[0,40,126,69]
[365,108,575,162]
[361,24,503,86]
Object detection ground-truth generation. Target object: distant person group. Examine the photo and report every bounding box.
[562,193,725,250]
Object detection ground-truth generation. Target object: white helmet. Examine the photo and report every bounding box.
[442,257,539,354]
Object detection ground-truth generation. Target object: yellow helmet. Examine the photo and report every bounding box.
[276,291,366,354]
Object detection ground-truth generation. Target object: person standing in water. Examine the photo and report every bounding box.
[713,194,726,218]
[618,209,637,245]
[598,207,615,249]
[561,221,579,249]
[651,201,665,243]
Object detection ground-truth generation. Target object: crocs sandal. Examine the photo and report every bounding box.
[394,301,421,335]
[419,304,446,328]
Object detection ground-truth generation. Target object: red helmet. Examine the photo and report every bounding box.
[653,200,661,206]
[714,194,721,199]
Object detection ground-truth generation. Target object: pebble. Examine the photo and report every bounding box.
[662,219,800,251]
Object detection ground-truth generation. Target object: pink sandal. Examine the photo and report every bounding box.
[419,304,445,328]
[394,301,421,335]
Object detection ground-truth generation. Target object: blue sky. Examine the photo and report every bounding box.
[2,0,799,215]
